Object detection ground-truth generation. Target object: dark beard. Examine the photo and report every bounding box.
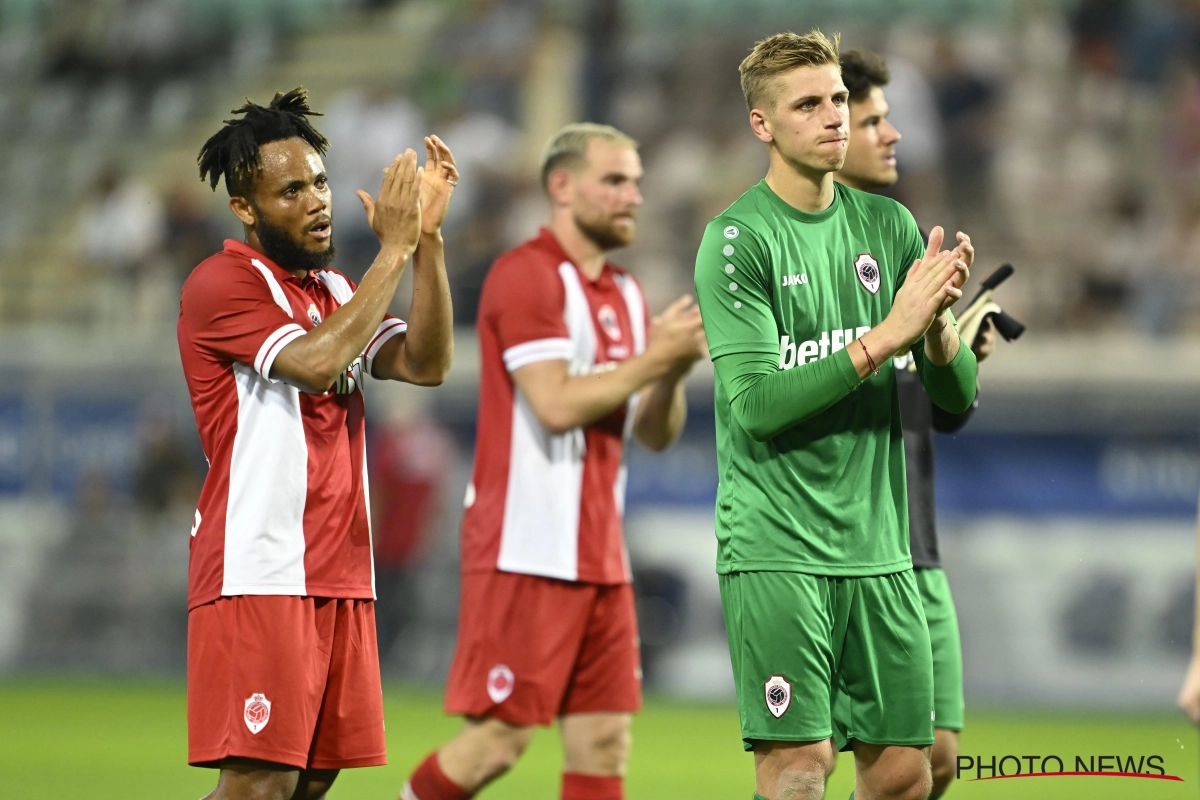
[254,214,336,273]
[575,213,633,251]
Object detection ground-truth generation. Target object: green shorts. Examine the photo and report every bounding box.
[720,570,934,752]
[916,567,965,732]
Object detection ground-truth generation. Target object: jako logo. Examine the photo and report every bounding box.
[782,274,809,287]
[779,326,872,369]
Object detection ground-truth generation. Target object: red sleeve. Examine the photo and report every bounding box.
[482,256,572,372]
[179,258,306,381]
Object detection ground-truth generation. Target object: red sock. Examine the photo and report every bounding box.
[561,772,623,800]
[402,752,471,800]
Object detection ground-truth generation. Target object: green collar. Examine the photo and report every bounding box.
[757,178,842,223]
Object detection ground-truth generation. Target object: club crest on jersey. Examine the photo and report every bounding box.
[764,675,791,718]
[723,225,739,239]
[854,253,880,295]
[307,303,323,326]
[244,693,271,734]
[597,304,622,341]
[487,664,515,704]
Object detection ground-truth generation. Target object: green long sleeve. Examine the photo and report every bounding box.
[911,327,978,414]
[713,346,860,441]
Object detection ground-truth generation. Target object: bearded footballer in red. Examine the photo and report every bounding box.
[400,125,707,800]
[179,88,456,800]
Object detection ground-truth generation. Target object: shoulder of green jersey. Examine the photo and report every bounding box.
[842,185,904,214]
[708,228,767,289]
[707,216,766,249]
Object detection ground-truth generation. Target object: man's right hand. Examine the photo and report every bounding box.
[882,226,967,352]
[355,149,423,255]
[646,294,707,374]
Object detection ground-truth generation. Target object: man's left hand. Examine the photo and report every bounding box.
[418,135,459,236]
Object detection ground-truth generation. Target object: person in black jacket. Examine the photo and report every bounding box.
[834,49,996,799]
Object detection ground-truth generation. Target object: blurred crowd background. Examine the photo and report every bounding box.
[0,0,1197,714]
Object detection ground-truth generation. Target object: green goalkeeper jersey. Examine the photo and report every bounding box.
[694,179,977,577]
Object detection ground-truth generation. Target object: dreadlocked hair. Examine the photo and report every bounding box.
[198,87,329,197]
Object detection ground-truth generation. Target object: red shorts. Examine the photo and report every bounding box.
[445,571,642,726]
[187,595,386,770]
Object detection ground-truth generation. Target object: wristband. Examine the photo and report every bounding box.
[857,338,879,376]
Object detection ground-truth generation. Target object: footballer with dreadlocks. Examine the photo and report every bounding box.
[177,87,458,800]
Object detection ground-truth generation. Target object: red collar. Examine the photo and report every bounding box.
[223,239,310,284]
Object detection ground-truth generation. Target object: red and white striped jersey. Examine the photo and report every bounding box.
[461,228,649,585]
[177,240,406,610]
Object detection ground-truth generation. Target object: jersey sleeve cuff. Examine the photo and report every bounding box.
[364,318,408,374]
[254,323,306,381]
[503,337,574,372]
[833,346,859,390]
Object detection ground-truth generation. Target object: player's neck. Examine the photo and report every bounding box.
[548,217,607,281]
[765,153,836,214]
[832,173,870,193]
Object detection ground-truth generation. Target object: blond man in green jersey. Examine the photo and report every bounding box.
[694,31,977,800]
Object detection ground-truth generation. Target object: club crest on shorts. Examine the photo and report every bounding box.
[487,664,515,704]
[854,253,880,295]
[764,675,791,718]
[244,693,271,734]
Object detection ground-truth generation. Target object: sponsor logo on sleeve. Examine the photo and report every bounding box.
[244,693,272,734]
[765,675,791,718]
[724,225,740,239]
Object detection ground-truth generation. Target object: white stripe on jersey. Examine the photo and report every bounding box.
[365,318,408,374]
[558,262,597,375]
[222,362,309,596]
[251,259,294,316]
[613,272,647,441]
[612,272,644,577]
[502,337,574,372]
[314,270,354,304]
[254,323,306,380]
[496,388,586,580]
[361,442,376,598]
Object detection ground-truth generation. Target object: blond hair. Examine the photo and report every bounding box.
[739,29,841,113]
[539,122,638,191]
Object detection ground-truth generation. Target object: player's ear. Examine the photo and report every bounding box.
[229,195,257,227]
[546,168,573,207]
[749,108,774,144]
